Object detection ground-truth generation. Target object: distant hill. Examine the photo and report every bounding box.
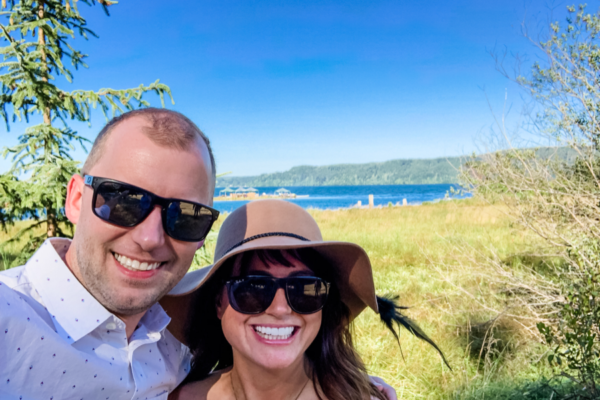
[216,147,579,187]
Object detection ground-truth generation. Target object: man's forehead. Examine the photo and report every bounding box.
[108,115,152,138]
[88,119,212,199]
[103,116,209,163]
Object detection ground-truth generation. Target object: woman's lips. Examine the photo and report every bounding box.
[251,325,299,344]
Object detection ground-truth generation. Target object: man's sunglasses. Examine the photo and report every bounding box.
[225,275,330,315]
[84,175,219,242]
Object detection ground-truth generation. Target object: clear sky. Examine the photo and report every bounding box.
[0,0,577,176]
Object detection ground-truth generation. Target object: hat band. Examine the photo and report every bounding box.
[224,232,310,255]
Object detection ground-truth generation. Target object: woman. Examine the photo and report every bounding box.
[164,200,449,400]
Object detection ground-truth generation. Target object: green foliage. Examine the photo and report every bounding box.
[518,4,600,147]
[191,228,218,269]
[537,240,600,399]
[452,377,578,400]
[0,0,172,254]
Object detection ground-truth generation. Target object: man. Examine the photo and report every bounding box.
[0,108,396,399]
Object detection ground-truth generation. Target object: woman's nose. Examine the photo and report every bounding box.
[266,288,292,316]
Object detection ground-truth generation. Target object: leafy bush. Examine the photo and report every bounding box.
[537,240,600,398]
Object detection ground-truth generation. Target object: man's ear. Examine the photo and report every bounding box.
[196,239,205,250]
[65,174,85,225]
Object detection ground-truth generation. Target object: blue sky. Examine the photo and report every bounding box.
[0,0,576,176]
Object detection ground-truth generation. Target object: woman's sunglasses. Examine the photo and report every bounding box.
[225,275,330,314]
[84,175,219,242]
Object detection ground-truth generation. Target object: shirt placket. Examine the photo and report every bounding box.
[128,324,165,400]
[94,316,136,399]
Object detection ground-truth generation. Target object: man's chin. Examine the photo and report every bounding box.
[106,299,159,316]
[95,288,165,317]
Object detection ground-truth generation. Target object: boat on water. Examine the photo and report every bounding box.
[214,187,308,201]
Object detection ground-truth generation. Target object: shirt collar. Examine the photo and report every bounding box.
[139,302,171,336]
[26,238,173,343]
[26,238,113,343]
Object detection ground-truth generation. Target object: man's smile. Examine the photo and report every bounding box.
[113,252,164,272]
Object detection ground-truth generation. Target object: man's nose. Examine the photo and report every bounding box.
[130,206,166,251]
[266,288,292,317]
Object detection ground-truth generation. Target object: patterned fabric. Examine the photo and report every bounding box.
[0,238,191,400]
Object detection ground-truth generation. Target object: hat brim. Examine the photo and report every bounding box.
[160,236,378,345]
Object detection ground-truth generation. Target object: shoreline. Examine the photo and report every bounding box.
[215,197,471,214]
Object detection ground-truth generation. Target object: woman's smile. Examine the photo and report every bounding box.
[252,325,298,341]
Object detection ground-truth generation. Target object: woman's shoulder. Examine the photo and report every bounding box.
[168,371,227,400]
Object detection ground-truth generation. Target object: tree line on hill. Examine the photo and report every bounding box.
[216,147,578,187]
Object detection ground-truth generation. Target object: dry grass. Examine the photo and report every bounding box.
[307,199,552,399]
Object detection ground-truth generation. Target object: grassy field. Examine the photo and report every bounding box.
[1,200,556,399]
[303,200,555,399]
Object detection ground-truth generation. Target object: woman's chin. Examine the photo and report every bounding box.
[249,353,304,371]
[233,326,307,371]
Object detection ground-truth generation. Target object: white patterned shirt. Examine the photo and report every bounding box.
[0,238,191,400]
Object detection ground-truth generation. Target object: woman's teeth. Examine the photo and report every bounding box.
[254,326,295,340]
[114,253,161,271]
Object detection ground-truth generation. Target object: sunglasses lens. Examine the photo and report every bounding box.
[164,202,215,242]
[94,182,152,226]
[286,277,329,314]
[229,277,277,314]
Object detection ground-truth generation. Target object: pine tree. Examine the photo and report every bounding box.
[0,0,173,260]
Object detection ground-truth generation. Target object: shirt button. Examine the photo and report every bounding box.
[106,322,117,330]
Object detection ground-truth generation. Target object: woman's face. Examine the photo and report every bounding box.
[217,251,322,371]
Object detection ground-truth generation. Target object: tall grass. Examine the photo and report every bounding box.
[308,200,553,399]
[0,200,555,398]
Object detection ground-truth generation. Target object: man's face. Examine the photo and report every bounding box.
[66,117,213,316]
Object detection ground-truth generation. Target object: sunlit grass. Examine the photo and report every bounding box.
[0,220,52,270]
[308,199,552,399]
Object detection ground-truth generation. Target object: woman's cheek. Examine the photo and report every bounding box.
[220,306,247,348]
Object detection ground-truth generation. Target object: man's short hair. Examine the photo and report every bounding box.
[81,108,216,186]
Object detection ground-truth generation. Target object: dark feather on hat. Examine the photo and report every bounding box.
[376,295,452,370]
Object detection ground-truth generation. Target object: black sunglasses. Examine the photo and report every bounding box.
[84,175,219,242]
[225,275,330,315]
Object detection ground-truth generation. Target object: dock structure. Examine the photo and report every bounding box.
[235,186,259,199]
[219,186,236,197]
[274,188,293,198]
[214,187,307,202]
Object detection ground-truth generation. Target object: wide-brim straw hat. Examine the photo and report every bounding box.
[160,199,451,369]
[160,199,378,344]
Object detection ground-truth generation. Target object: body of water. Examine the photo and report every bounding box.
[213,184,468,213]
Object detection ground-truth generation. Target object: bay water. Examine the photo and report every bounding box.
[213,184,468,213]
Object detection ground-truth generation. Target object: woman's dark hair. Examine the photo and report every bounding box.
[183,248,387,400]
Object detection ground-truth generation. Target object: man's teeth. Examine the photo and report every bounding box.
[254,326,295,340]
[114,253,161,272]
